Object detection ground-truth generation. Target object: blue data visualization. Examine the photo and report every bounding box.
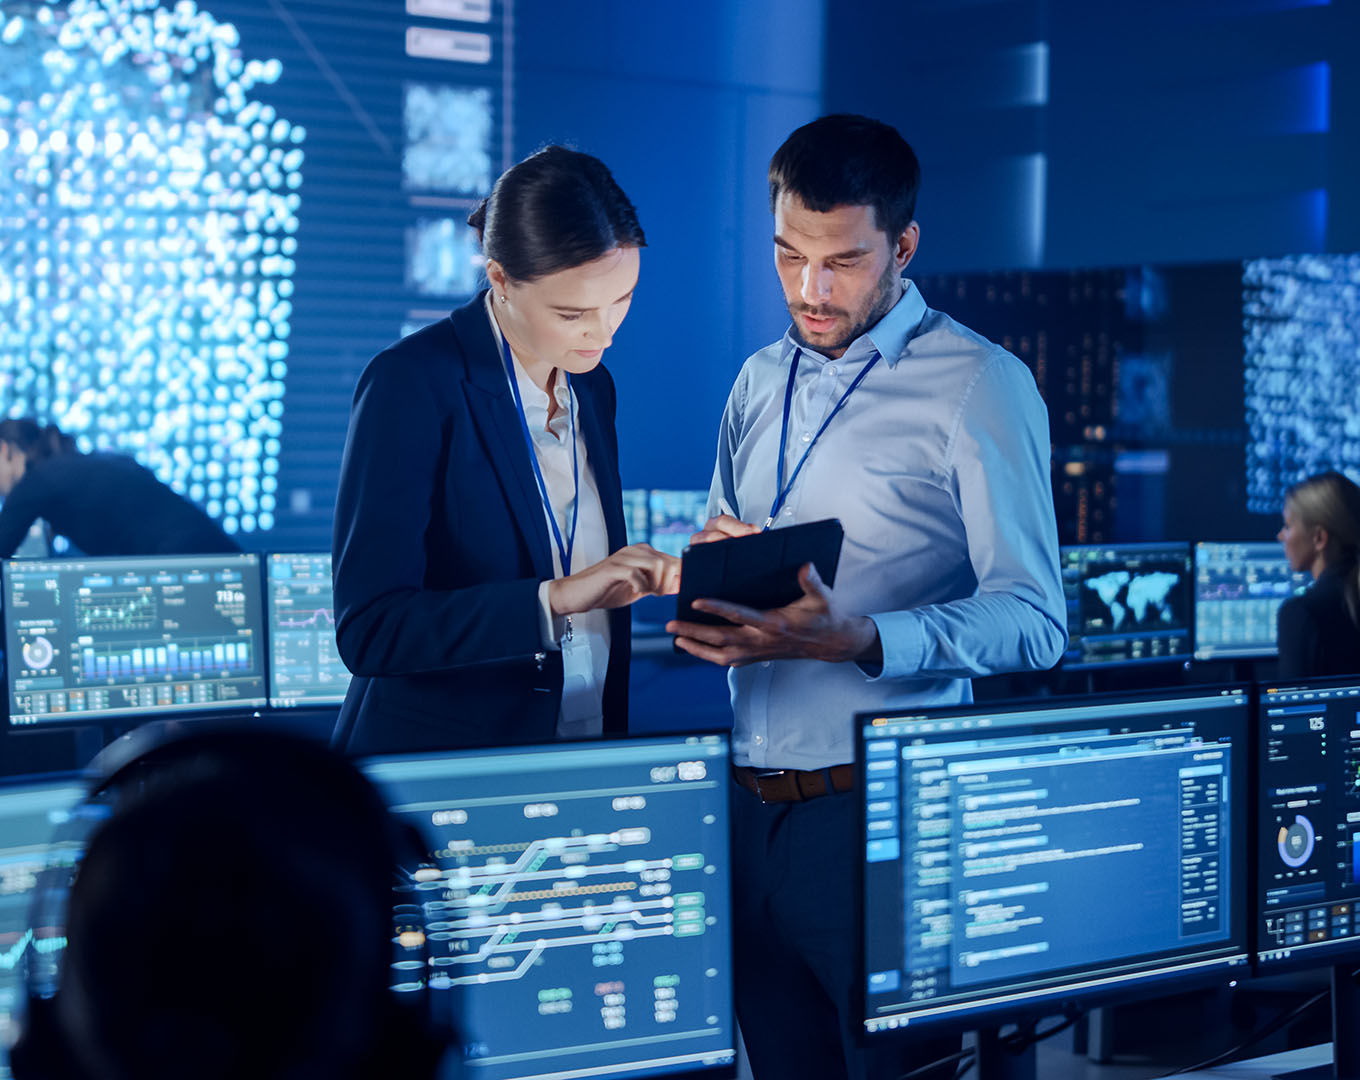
[1256,680,1360,967]
[1060,542,1193,669]
[363,735,735,1080]
[0,778,88,1079]
[858,687,1250,1036]
[266,552,350,708]
[3,554,266,724]
[1194,542,1309,661]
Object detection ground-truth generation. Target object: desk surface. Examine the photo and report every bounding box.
[1178,1042,1331,1077]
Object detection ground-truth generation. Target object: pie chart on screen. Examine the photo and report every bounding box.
[22,636,53,670]
[1279,815,1316,868]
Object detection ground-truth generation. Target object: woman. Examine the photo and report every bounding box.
[332,146,679,754]
[0,418,238,557]
[1276,470,1360,678]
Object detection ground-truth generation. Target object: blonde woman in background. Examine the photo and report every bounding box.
[1277,470,1360,678]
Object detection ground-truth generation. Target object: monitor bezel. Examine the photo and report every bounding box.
[853,684,1253,1042]
[262,550,347,710]
[1252,675,1360,974]
[2,552,269,728]
[1058,540,1196,672]
[359,730,738,1080]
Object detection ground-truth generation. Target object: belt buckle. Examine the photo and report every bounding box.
[753,769,789,804]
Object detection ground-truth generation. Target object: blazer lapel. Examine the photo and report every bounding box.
[575,377,627,554]
[451,298,556,580]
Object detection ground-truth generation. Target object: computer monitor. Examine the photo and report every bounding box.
[4,554,267,725]
[857,686,1250,1040]
[648,491,710,558]
[265,553,351,709]
[1194,542,1310,661]
[622,489,651,547]
[1059,542,1193,669]
[0,776,88,1077]
[362,734,735,1080]
[1256,679,1360,969]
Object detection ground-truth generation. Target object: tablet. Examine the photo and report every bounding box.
[674,518,845,627]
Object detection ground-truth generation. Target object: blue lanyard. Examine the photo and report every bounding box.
[500,336,579,575]
[767,347,881,528]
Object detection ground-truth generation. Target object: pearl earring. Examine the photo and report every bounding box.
[499,294,507,304]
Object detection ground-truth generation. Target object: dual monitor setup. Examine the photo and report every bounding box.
[0,488,715,729]
[1061,540,1310,670]
[0,735,735,1080]
[2,552,346,727]
[859,680,1360,1079]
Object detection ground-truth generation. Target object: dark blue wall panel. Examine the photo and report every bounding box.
[511,0,822,492]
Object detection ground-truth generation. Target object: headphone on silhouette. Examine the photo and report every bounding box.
[9,724,462,1080]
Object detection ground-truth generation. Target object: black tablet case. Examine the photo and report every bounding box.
[674,518,845,627]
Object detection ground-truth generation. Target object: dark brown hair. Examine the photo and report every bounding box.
[467,146,645,283]
[0,418,75,460]
[768,114,922,240]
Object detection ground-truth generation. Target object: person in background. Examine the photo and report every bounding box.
[0,418,238,558]
[667,114,1067,1080]
[1276,470,1360,678]
[10,728,458,1080]
[332,146,678,755]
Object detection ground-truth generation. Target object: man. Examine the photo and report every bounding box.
[667,114,1066,1079]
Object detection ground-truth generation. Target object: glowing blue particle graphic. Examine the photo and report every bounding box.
[1243,254,1360,513]
[406,218,480,298]
[0,0,305,536]
[403,82,492,195]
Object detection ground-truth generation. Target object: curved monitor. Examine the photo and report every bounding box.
[1059,542,1193,670]
[4,554,266,725]
[1256,679,1360,970]
[856,686,1250,1038]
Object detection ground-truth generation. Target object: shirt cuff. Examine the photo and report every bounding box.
[862,611,926,681]
[537,580,567,651]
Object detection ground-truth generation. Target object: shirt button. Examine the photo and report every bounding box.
[754,734,765,744]
[828,365,838,376]
[801,431,812,443]
[761,661,772,667]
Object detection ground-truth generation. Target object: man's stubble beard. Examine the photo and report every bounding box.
[787,259,902,354]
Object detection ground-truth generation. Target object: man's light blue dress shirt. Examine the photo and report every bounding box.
[708,280,1067,771]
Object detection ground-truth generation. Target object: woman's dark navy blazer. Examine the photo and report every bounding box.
[331,291,631,754]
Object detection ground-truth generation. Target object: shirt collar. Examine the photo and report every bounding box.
[779,278,928,370]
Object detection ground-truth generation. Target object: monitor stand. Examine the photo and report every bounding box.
[974,1026,1036,1080]
[1272,965,1360,1080]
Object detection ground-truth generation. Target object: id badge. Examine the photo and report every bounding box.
[558,627,599,733]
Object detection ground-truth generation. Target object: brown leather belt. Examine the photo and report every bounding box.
[731,763,856,803]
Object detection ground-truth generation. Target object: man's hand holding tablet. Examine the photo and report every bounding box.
[666,516,883,669]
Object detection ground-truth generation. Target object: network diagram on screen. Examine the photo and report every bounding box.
[0,779,86,1079]
[363,735,735,1080]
